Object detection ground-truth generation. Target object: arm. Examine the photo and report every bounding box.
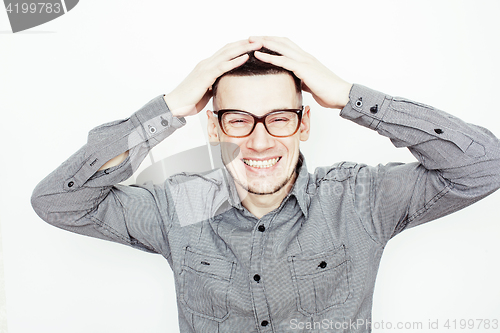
[253,36,500,243]
[31,96,186,253]
[31,39,264,253]
[343,85,500,243]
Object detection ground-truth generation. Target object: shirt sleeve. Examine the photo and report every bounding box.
[31,95,186,254]
[340,84,500,245]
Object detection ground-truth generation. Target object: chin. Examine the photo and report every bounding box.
[240,172,295,196]
[223,151,299,196]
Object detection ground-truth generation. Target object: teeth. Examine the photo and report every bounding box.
[243,157,280,168]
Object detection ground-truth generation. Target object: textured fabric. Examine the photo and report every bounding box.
[31,85,500,332]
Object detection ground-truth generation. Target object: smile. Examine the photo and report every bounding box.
[243,157,281,168]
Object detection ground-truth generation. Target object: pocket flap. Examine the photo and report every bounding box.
[289,245,348,278]
[183,247,234,281]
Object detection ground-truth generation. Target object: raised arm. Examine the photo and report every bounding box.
[253,36,500,243]
[343,85,500,243]
[31,39,264,252]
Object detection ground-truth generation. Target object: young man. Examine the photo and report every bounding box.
[32,37,500,332]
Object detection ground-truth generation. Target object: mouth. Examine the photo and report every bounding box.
[242,157,281,169]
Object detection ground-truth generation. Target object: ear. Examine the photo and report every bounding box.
[299,105,311,141]
[207,110,220,146]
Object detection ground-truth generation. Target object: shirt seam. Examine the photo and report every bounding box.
[348,168,384,247]
[406,177,453,224]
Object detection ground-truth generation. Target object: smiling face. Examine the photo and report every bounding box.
[208,73,310,196]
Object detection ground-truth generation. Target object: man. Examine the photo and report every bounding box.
[31,37,500,332]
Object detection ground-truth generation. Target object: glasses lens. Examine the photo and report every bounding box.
[266,112,299,137]
[222,112,255,137]
[220,110,301,137]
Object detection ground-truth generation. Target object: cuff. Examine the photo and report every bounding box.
[132,94,186,139]
[339,84,392,130]
[67,95,187,189]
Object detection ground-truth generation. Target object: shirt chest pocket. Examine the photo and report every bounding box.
[288,245,352,316]
[180,247,235,322]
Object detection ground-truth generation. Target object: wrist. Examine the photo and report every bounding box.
[163,93,198,118]
[336,82,353,109]
[163,93,180,117]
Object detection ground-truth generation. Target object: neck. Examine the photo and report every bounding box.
[235,172,297,219]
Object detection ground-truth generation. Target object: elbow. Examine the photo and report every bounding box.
[31,183,50,223]
[31,179,100,228]
[30,180,65,225]
[492,159,500,191]
[449,145,500,195]
[473,157,500,192]
[486,141,500,189]
[472,135,500,190]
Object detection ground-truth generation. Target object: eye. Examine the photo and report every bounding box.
[228,119,251,124]
[267,114,293,124]
[270,117,289,123]
[223,112,253,126]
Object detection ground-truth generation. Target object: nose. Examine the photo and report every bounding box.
[245,122,275,151]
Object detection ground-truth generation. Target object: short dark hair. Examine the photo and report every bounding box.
[211,47,302,98]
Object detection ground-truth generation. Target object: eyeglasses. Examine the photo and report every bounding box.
[213,107,304,138]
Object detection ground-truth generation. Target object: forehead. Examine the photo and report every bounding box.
[214,73,300,116]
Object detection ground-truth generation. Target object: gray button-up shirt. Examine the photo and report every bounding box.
[31,85,500,332]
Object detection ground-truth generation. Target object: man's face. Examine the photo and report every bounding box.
[208,73,310,195]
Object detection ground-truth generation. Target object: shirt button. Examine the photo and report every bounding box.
[355,97,363,107]
[434,128,443,134]
[370,104,378,113]
[161,117,168,127]
[258,225,265,232]
[261,320,269,327]
[253,274,261,282]
[67,181,74,187]
[318,261,327,269]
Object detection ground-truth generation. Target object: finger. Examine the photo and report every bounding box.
[248,36,265,43]
[254,38,304,62]
[215,53,249,76]
[213,39,262,62]
[263,36,302,49]
[253,51,298,73]
[251,36,303,54]
[212,39,250,57]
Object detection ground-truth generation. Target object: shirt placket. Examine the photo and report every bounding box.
[249,213,275,332]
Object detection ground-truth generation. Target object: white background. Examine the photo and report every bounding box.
[1,1,500,332]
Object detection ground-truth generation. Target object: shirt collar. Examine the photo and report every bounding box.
[288,152,311,218]
[220,167,244,210]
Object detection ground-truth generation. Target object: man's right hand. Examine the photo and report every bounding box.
[164,39,263,118]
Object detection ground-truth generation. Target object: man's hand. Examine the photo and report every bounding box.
[164,39,263,118]
[250,36,352,110]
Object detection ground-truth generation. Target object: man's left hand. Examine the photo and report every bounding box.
[250,36,352,110]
